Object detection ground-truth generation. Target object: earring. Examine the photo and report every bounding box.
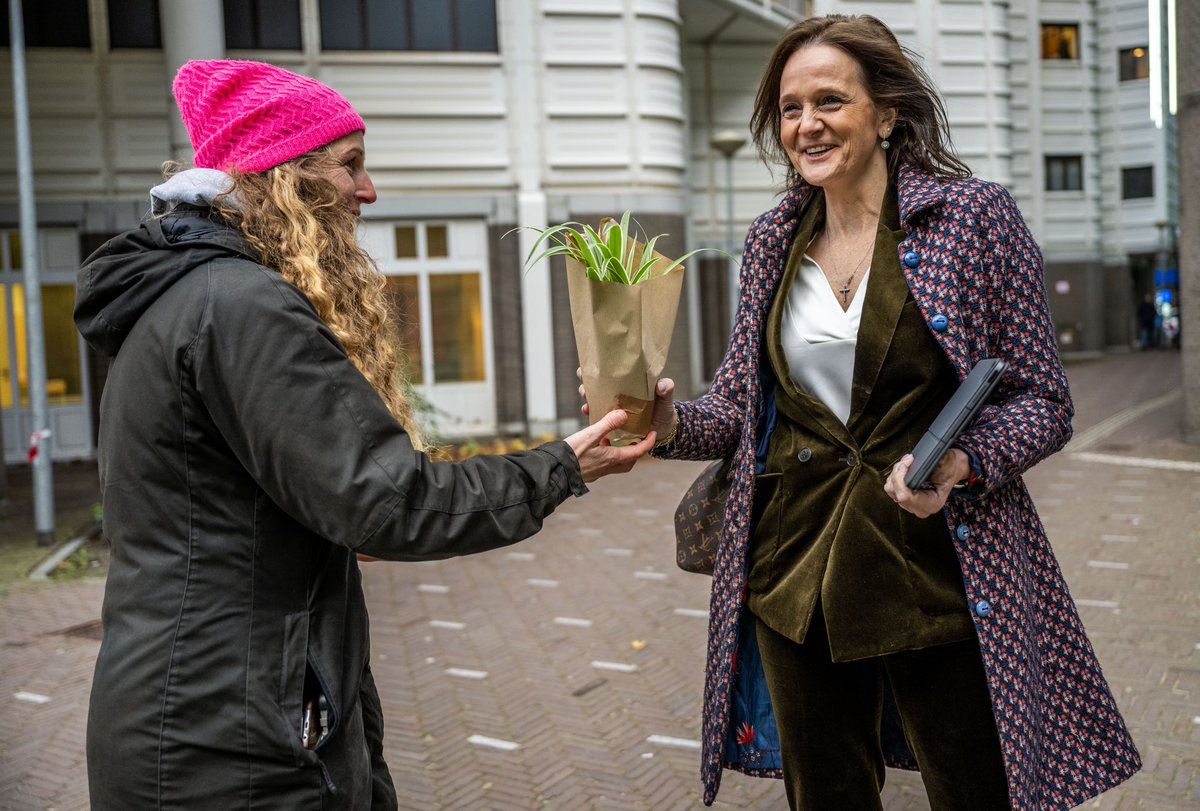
[881,139,890,150]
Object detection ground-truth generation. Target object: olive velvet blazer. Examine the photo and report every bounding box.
[747,188,974,661]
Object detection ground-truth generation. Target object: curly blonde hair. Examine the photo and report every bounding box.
[207,150,424,449]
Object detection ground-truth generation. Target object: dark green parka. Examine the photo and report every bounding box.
[75,208,585,810]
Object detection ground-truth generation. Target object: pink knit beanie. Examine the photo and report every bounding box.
[172,59,366,174]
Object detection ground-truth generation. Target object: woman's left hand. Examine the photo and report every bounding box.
[884,448,971,519]
[564,408,657,482]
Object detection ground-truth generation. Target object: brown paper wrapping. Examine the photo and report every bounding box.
[566,221,685,446]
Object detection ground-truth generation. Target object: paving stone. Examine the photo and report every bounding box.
[0,351,1196,808]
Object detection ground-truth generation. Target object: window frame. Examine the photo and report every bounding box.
[223,0,303,51]
[1118,46,1150,82]
[1045,155,1084,192]
[0,0,91,48]
[1040,22,1081,61]
[107,0,162,49]
[369,220,494,388]
[318,0,498,53]
[1120,166,1154,200]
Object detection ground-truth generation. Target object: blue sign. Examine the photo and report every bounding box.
[1154,269,1179,288]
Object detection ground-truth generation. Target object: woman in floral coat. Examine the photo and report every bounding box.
[647,14,1140,810]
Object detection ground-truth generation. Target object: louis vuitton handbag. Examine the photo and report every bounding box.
[673,457,733,575]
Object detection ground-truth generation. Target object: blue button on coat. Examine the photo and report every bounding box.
[975,599,992,617]
[903,250,921,267]
[956,523,971,541]
[931,314,950,332]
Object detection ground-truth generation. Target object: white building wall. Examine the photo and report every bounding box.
[814,0,1014,185]
[684,41,779,248]
[1109,0,1166,255]
[0,50,169,200]
[0,0,1179,448]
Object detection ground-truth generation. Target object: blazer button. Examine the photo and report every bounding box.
[797,448,813,462]
[956,524,971,541]
[930,314,950,332]
[903,250,921,268]
[844,453,858,468]
[974,599,992,618]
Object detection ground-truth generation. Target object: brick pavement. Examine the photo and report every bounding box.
[0,349,1195,810]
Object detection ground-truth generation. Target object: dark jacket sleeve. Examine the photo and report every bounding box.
[189,260,587,560]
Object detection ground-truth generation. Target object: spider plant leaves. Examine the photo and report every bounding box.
[506,211,730,285]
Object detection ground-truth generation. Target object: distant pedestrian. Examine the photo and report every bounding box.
[640,14,1139,810]
[74,59,652,810]
[1138,293,1158,349]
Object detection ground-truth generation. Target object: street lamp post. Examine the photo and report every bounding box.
[9,0,55,546]
[711,130,747,328]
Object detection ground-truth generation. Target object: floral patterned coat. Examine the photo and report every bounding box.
[659,165,1141,808]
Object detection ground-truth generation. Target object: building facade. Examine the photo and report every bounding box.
[0,0,1177,462]
[813,0,1178,355]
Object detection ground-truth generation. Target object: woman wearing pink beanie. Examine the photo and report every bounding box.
[76,60,653,810]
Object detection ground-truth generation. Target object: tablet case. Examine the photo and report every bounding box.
[905,358,1008,490]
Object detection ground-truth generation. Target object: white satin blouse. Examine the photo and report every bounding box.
[780,253,870,425]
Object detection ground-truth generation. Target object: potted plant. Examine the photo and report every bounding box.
[513,213,726,444]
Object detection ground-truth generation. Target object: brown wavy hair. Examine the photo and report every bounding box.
[750,14,972,190]
[208,150,425,449]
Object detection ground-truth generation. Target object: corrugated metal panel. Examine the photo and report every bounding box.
[543,15,627,65]
[544,67,628,116]
[364,118,510,169]
[111,118,171,171]
[546,117,631,167]
[319,64,506,118]
[106,59,170,116]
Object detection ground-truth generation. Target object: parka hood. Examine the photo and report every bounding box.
[75,208,257,356]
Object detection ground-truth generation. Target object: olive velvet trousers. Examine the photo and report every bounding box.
[754,607,1011,810]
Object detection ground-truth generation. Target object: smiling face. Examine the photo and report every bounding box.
[321,131,377,216]
[778,43,896,196]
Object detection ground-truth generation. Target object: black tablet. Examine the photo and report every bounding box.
[905,358,1007,490]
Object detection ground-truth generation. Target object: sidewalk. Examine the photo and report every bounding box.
[0,349,1195,810]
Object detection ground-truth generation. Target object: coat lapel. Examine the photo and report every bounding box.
[894,167,972,380]
[763,194,855,446]
[847,186,907,427]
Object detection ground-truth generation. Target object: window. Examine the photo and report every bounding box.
[224,0,302,50]
[1121,166,1154,200]
[109,0,161,49]
[1119,46,1150,81]
[319,0,497,52]
[0,0,91,47]
[1041,23,1079,60]
[428,274,485,383]
[385,275,423,383]
[395,224,448,259]
[1045,156,1083,191]
[0,232,85,409]
[384,223,486,385]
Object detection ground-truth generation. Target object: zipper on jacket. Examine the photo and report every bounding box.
[319,760,339,795]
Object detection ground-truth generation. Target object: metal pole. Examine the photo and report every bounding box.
[9,0,56,547]
[725,155,737,327]
[711,130,746,328]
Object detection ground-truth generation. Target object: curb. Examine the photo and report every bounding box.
[27,526,101,582]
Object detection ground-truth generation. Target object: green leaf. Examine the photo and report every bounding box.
[505,210,735,285]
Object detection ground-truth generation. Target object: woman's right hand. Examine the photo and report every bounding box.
[577,368,678,444]
[564,409,656,482]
